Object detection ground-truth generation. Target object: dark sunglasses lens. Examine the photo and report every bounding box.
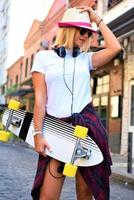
[80,28,92,38]
[80,28,86,36]
[88,31,92,37]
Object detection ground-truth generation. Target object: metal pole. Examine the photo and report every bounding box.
[127,132,133,173]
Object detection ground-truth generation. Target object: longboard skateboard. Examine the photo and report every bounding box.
[0,100,103,176]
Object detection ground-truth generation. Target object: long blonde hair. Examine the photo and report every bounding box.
[53,27,91,52]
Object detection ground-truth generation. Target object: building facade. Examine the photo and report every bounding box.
[0,0,53,106]
[0,0,10,104]
[101,0,134,155]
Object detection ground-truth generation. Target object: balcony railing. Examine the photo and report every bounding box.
[5,83,19,95]
[5,83,33,97]
[108,0,123,10]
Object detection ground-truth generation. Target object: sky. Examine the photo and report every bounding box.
[7,0,54,68]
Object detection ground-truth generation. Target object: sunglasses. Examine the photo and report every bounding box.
[79,28,92,38]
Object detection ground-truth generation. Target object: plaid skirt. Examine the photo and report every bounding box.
[31,103,112,200]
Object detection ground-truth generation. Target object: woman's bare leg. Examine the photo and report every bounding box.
[39,159,65,200]
[76,170,93,200]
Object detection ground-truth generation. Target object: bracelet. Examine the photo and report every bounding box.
[96,19,103,27]
[34,129,42,131]
[32,130,42,137]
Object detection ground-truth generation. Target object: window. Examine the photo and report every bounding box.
[100,107,107,128]
[111,96,119,118]
[30,54,34,69]
[25,58,28,77]
[91,77,97,95]
[110,96,121,118]
[7,75,9,88]
[10,79,12,87]
[108,0,122,9]
[20,62,23,83]
[96,75,109,95]
[2,86,5,94]
[91,75,110,95]
[16,75,18,84]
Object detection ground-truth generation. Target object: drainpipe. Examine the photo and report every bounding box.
[120,52,124,154]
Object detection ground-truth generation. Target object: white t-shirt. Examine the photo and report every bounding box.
[31,49,94,117]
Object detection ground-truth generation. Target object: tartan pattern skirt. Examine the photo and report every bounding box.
[31,103,112,200]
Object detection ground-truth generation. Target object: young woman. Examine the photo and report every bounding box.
[31,6,121,200]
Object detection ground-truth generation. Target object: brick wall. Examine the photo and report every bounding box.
[7,57,23,88]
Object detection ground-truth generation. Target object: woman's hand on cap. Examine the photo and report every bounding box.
[76,6,101,23]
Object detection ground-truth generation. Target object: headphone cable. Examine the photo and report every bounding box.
[63,57,76,115]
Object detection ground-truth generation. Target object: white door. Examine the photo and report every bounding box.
[129,80,134,158]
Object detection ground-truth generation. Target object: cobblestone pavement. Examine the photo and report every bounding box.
[0,142,134,200]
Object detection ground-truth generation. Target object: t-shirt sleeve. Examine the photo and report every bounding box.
[87,52,94,71]
[31,51,46,74]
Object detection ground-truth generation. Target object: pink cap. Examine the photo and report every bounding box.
[58,8,97,33]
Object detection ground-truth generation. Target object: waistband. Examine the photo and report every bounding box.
[46,102,93,125]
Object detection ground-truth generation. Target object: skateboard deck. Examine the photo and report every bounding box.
[2,107,103,167]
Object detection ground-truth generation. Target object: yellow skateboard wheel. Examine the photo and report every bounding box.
[8,99,20,110]
[63,163,77,177]
[0,131,10,142]
[74,125,88,138]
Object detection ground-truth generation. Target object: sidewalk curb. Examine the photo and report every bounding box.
[111,171,134,186]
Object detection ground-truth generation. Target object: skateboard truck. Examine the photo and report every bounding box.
[75,141,91,160]
[0,100,20,142]
[63,125,89,177]
[10,116,22,128]
[5,100,21,130]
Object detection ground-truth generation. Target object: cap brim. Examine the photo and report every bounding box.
[58,22,97,33]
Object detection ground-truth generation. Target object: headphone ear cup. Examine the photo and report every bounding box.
[54,46,66,57]
[54,46,80,58]
[72,47,80,57]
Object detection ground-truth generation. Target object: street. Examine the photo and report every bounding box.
[0,142,133,200]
